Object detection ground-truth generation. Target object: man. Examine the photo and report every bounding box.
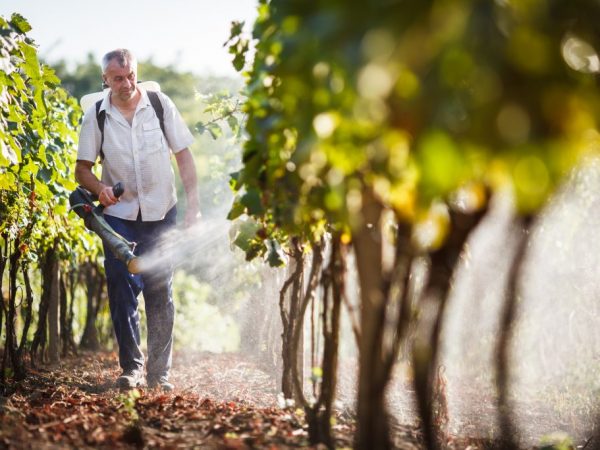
[75,49,199,392]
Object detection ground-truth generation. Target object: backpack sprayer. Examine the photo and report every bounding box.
[69,183,142,274]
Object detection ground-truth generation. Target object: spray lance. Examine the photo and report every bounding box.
[69,183,142,274]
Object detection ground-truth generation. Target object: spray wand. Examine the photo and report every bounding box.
[69,183,141,274]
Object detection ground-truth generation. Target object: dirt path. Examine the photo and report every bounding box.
[0,351,356,449]
[0,351,529,449]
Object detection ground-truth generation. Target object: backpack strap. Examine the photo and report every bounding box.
[95,90,165,162]
[147,90,166,136]
[95,99,106,161]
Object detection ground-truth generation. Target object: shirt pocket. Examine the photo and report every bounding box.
[140,119,171,188]
[142,119,164,153]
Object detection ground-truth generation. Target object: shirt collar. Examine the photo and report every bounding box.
[137,86,152,110]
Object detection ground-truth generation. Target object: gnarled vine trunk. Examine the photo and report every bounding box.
[495,214,534,450]
[353,191,416,450]
[353,195,391,450]
[302,236,344,448]
[47,255,60,364]
[5,238,26,380]
[411,206,488,450]
[31,245,57,364]
[80,262,104,351]
[280,237,304,400]
[60,270,78,356]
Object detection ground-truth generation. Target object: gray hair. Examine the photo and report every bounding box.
[101,49,137,73]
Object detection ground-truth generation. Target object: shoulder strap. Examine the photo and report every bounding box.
[147,91,165,136]
[95,100,105,161]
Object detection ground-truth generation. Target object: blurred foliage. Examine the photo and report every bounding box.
[539,431,574,450]
[226,0,600,261]
[51,55,103,105]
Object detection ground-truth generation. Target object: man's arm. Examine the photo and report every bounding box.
[174,148,200,227]
[75,160,118,207]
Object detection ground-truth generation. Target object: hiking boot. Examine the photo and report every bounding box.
[116,369,144,390]
[147,376,174,392]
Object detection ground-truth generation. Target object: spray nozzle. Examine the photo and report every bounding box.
[69,182,140,274]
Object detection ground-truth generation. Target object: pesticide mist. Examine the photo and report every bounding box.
[132,208,253,355]
[438,158,600,446]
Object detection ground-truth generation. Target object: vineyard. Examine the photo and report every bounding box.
[2,1,600,449]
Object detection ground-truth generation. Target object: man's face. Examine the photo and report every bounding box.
[103,59,137,102]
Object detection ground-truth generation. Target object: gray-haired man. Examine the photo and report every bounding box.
[75,49,200,391]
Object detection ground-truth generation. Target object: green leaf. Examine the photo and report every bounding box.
[36,144,48,165]
[244,242,263,261]
[0,170,17,190]
[232,219,260,252]
[227,198,246,220]
[241,189,263,215]
[229,21,244,40]
[0,141,18,165]
[266,239,286,267]
[19,42,42,83]
[206,123,222,139]
[19,158,39,179]
[0,172,17,191]
[62,178,78,191]
[34,178,51,200]
[229,170,241,191]
[10,14,32,33]
[232,50,247,72]
[227,115,239,134]
[41,65,61,86]
[54,203,67,216]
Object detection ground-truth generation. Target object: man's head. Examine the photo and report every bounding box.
[102,49,138,102]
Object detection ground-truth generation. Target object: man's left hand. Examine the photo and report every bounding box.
[174,148,200,229]
[184,206,201,228]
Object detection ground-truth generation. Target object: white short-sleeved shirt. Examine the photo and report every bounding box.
[77,87,194,221]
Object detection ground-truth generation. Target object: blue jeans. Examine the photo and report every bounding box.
[103,207,177,381]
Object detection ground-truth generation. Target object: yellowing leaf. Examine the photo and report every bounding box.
[0,171,17,190]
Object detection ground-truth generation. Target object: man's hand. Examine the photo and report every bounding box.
[98,185,119,207]
[76,161,119,207]
[183,204,201,228]
[175,148,200,228]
